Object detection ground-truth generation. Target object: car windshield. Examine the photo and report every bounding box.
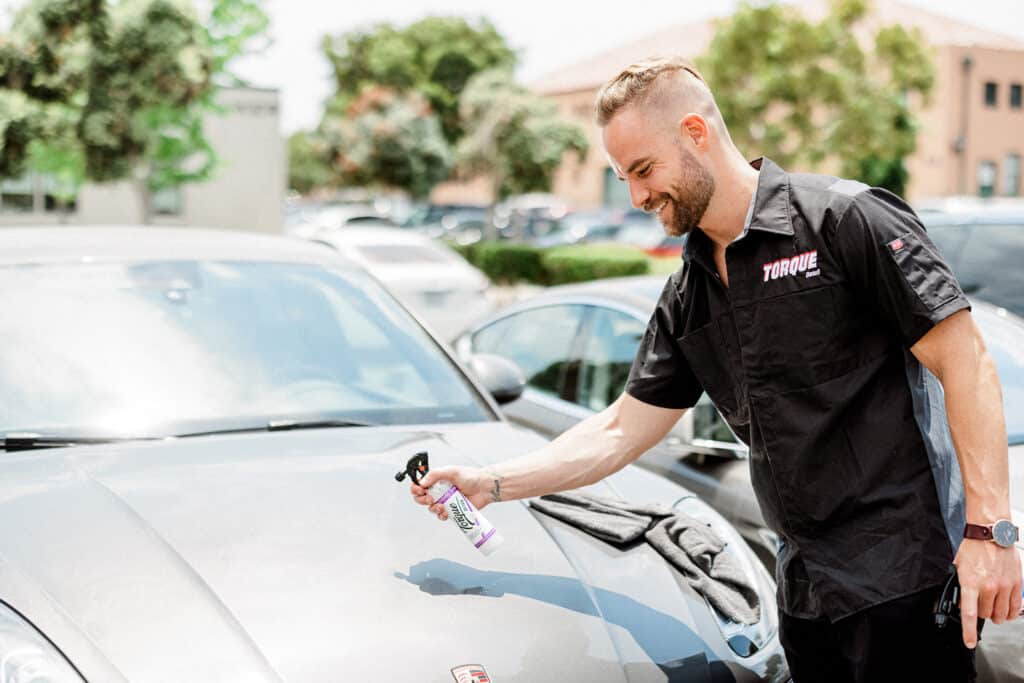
[0,260,492,437]
[355,244,454,264]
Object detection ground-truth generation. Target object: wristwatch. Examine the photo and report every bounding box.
[964,519,1020,548]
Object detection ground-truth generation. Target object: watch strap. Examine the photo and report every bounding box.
[963,522,994,541]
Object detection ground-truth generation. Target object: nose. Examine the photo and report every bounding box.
[627,178,650,211]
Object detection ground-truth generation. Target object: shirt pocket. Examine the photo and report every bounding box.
[745,285,841,392]
[677,317,739,416]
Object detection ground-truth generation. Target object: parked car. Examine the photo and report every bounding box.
[614,216,687,257]
[532,209,628,248]
[919,208,1024,317]
[312,226,494,339]
[0,228,789,683]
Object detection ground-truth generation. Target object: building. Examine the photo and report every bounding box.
[0,87,285,233]
[530,0,1024,209]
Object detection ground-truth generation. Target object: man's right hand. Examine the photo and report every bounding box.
[409,466,497,521]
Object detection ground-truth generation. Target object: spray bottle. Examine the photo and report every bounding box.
[395,451,503,556]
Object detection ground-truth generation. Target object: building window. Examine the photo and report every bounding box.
[977,160,997,197]
[984,82,998,107]
[0,176,35,213]
[1004,154,1021,197]
[152,186,183,216]
[1011,84,1022,109]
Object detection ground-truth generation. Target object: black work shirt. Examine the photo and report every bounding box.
[626,158,970,621]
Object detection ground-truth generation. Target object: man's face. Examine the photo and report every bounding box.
[603,106,715,237]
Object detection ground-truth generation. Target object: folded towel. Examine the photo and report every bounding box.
[529,491,674,544]
[530,491,760,625]
[645,515,761,625]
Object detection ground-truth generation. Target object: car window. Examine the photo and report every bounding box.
[471,305,586,399]
[576,307,646,411]
[0,261,491,435]
[692,394,742,444]
[956,224,1024,316]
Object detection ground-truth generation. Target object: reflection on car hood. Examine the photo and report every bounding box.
[0,424,779,683]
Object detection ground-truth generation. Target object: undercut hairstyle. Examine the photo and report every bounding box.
[595,56,711,128]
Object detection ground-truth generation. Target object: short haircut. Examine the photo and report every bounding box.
[595,56,708,128]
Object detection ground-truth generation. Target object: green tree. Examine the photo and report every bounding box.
[1,0,268,220]
[287,130,332,195]
[456,68,589,200]
[318,85,452,198]
[321,16,516,145]
[697,0,934,196]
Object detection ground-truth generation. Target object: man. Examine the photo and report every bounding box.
[409,57,1021,681]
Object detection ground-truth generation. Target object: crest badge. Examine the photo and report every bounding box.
[451,664,492,683]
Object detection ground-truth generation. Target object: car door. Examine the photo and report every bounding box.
[468,304,589,436]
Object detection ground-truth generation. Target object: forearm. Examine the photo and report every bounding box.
[941,347,1011,521]
[484,395,683,502]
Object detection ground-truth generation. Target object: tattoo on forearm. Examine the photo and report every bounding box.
[490,473,502,503]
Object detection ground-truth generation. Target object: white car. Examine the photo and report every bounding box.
[313,227,495,340]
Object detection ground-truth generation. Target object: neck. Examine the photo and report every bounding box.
[697,154,759,250]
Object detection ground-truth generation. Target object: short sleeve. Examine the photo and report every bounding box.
[829,188,970,347]
[624,275,703,409]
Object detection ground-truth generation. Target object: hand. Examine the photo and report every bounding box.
[409,466,497,521]
[954,539,1023,648]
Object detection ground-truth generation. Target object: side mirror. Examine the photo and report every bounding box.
[467,353,526,405]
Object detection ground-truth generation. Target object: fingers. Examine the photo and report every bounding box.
[1011,585,1023,619]
[960,586,979,649]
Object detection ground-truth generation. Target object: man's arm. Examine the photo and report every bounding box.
[910,308,1023,647]
[409,393,685,515]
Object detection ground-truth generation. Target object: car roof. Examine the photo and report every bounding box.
[495,275,670,319]
[0,227,353,266]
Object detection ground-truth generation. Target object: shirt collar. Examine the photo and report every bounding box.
[683,156,793,268]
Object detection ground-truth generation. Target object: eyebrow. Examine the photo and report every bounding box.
[612,156,653,182]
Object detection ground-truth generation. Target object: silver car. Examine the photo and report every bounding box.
[0,228,788,682]
[456,275,1024,682]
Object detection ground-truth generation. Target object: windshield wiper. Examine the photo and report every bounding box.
[174,418,375,439]
[0,433,160,452]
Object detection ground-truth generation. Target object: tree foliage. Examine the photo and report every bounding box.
[456,69,588,200]
[321,16,515,145]
[318,86,452,198]
[697,0,934,195]
[0,0,268,216]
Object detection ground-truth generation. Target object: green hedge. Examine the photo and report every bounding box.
[448,241,651,285]
[541,244,650,285]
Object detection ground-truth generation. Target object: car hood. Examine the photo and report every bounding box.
[0,423,779,683]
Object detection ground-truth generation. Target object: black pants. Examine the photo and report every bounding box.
[780,585,983,683]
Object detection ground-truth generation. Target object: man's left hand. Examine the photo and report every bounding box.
[954,539,1023,648]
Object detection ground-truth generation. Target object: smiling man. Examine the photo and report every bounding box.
[411,56,1021,682]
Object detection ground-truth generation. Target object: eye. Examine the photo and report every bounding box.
[637,165,652,178]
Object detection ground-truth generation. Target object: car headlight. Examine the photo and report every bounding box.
[674,496,779,658]
[0,602,82,682]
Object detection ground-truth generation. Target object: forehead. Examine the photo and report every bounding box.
[602,106,661,173]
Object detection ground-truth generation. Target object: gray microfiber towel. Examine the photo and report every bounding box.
[528,491,674,544]
[530,492,760,625]
[645,515,761,625]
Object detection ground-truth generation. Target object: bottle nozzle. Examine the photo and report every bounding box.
[394,451,430,485]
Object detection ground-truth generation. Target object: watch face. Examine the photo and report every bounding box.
[993,520,1019,548]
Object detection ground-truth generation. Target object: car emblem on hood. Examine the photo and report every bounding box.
[451,664,492,682]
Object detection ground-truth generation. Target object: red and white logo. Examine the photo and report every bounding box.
[451,664,492,683]
[888,238,905,252]
[761,250,819,282]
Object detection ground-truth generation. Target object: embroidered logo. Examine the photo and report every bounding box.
[451,665,492,683]
[888,238,905,252]
[762,250,818,282]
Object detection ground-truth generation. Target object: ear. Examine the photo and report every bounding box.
[678,113,709,150]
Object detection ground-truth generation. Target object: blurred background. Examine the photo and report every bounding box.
[2,0,1024,337]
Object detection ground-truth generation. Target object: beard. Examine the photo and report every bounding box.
[647,147,715,237]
